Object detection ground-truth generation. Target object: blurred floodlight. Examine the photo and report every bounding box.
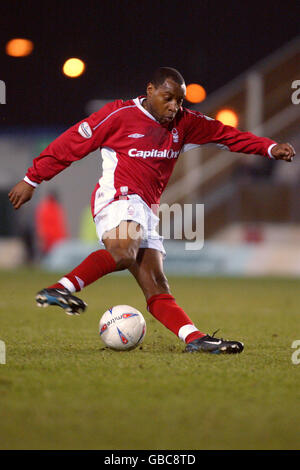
[186,83,206,103]
[216,109,238,127]
[6,38,34,57]
[63,58,85,78]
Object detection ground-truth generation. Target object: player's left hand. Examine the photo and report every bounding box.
[271,143,295,162]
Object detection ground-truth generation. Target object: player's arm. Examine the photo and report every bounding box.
[8,101,121,210]
[214,122,296,161]
[184,112,296,161]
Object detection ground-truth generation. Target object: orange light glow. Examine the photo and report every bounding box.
[62,58,85,78]
[6,38,34,57]
[216,109,238,127]
[186,83,206,103]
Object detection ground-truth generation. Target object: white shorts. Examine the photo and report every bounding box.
[94,194,166,257]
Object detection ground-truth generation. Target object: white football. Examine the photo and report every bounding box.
[99,305,146,351]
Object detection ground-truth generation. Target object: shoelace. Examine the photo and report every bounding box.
[209,329,224,341]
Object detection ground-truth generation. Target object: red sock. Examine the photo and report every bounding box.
[49,250,116,292]
[147,293,206,343]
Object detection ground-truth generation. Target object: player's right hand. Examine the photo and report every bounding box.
[8,180,35,210]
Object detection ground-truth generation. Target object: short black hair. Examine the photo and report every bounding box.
[150,67,185,88]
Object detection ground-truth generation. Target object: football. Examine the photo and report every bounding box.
[99,305,146,351]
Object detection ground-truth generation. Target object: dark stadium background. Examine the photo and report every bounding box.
[0,0,299,126]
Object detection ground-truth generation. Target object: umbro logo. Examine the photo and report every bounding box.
[128,133,144,138]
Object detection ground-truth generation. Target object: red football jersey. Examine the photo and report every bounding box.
[25,97,276,217]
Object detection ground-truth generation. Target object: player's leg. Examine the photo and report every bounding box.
[102,220,143,270]
[36,192,148,314]
[53,220,142,289]
[128,248,206,343]
[36,221,143,314]
[129,248,244,354]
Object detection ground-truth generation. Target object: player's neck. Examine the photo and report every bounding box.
[141,98,148,111]
[142,99,156,121]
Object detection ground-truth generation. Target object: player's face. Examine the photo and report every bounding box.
[145,78,186,125]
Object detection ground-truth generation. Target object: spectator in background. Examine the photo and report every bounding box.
[35,191,69,255]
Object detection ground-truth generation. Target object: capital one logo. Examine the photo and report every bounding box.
[128,148,180,159]
[0,80,6,104]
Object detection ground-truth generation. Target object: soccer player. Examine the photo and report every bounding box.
[8,67,295,354]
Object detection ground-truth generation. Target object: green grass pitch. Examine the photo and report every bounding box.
[0,268,299,450]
